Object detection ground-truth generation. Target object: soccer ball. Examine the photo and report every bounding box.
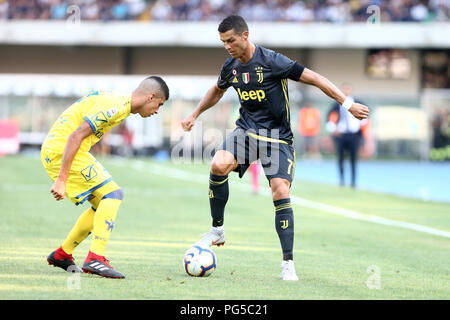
[183,245,217,277]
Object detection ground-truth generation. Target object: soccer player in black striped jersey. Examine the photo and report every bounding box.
[181,15,369,280]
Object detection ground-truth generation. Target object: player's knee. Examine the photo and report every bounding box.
[270,179,290,200]
[272,188,289,201]
[102,188,124,201]
[211,159,235,176]
[210,162,229,176]
[211,151,237,175]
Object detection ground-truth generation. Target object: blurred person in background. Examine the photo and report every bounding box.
[326,83,367,188]
[117,122,134,157]
[431,108,449,161]
[249,161,260,194]
[298,101,321,160]
[49,0,67,20]
[0,0,9,20]
[5,0,449,22]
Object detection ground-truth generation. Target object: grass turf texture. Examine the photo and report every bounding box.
[0,154,449,299]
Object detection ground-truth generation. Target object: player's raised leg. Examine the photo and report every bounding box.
[196,150,238,247]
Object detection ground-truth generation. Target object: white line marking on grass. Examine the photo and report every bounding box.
[288,196,450,239]
[113,159,450,239]
[111,239,280,252]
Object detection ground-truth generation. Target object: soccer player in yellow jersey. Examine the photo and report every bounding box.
[42,76,169,279]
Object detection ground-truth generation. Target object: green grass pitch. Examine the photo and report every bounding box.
[0,154,449,299]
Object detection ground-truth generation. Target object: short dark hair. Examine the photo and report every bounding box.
[218,15,248,34]
[146,75,169,101]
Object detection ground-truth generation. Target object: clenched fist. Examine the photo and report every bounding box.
[349,103,370,120]
[181,115,196,132]
[50,178,66,201]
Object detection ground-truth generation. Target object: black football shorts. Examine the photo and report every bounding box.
[218,127,296,186]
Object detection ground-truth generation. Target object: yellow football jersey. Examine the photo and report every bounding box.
[42,90,131,153]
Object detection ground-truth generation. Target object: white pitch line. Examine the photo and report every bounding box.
[288,196,450,239]
[114,159,450,239]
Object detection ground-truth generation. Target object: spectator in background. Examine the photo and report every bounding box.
[430,0,450,21]
[126,0,146,19]
[326,83,367,188]
[432,108,449,149]
[81,0,100,21]
[150,0,171,21]
[298,102,321,160]
[249,161,260,194]
[411,0,430,21]
[5,0,450,22]
[98,1,113,21]
[0,0,9,20]
[117,122,134,157]
[9,0,35,19]
[111,0,129,20]
[37,0,51,19]
[171,0,190,20]
[49,0,67,20]
[430,108,450,161]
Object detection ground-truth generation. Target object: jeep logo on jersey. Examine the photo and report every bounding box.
[242,72,250,84]
[237,88,266,102]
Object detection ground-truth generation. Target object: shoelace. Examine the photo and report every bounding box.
[98,257,113,268]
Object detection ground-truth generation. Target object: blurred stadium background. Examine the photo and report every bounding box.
[0,0,449,201]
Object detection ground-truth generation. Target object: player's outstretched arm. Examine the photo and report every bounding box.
[50,120,93,201]
[181,84,227,131]
[299,68,369,120]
